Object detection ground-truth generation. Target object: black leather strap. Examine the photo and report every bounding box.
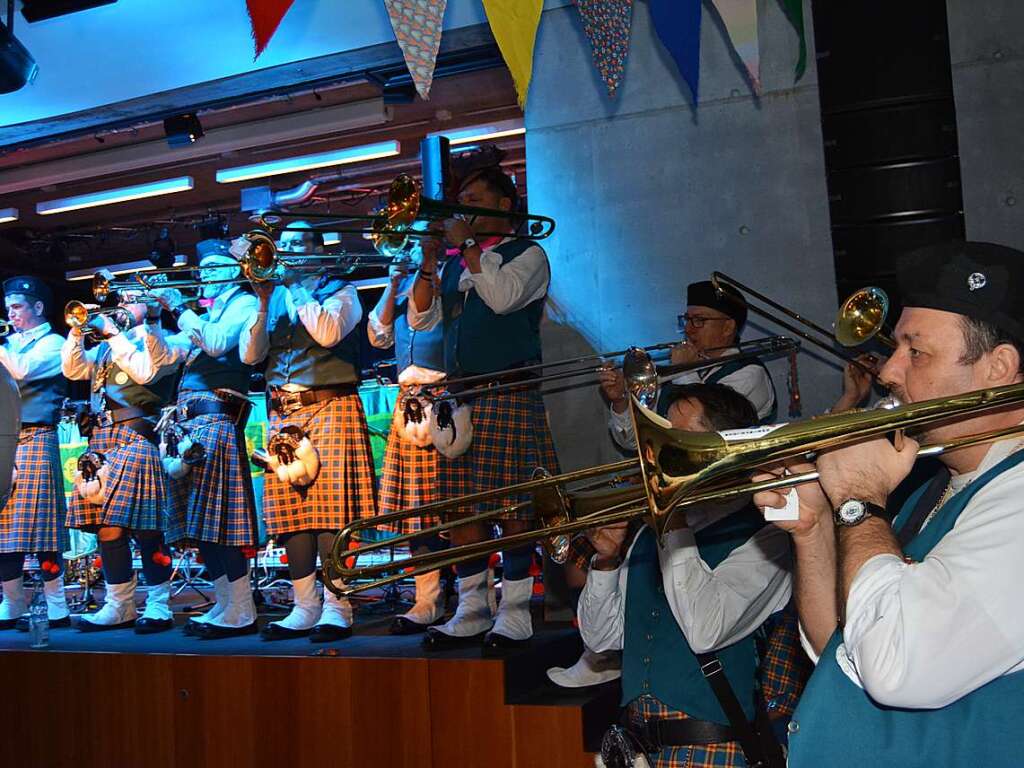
[179,395,250,423]
[640,716,737,747]
[268,384,357,415]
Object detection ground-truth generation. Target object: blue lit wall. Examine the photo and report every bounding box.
[526,0,842,470]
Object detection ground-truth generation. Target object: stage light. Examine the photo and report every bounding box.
[0,208,17,223]
[149,227,176,269]
[430,120,525,146]
[37,177,195,215]
[163,113,204,148]
[215,141,401,184]
[0,14,38,95]
[65,256,187,282]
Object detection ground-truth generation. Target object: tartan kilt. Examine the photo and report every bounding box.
[437,387,560,521]
[759,605,812,719]
[66,422,176,532]
[262,393,378,536]
[0,426,69,553]
[377,389,441,534]
[164,392,258,548]
[627,696,745,768]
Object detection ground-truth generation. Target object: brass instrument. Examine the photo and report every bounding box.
[63,300,144,340]
[0,318,13,338]
[711,272,895,377]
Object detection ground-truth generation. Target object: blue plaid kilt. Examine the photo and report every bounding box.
[377,389,441,534]
[438,387,560,520]
[627,696,745,768]
[164,392,258,547]
[66,422,176,532]
[759,604,812,720]
[0,426,69,553]
[263,393,378,536]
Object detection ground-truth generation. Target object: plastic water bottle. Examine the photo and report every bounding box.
[28,572,49,649]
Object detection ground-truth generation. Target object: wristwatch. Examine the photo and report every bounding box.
[834,498,889,527]
[459,237,478,253]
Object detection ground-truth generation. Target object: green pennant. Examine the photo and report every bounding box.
[780,0,807,81]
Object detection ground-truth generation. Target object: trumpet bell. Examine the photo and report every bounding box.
[835,287,889,347]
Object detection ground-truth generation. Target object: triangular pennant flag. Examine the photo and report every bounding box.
[780,0,807,81]
[649,0,702,103]
[708,0,761,94]
[385,0,449,100]
[575,0,635,98]
[481,0,544,108]
[246,0,297,59]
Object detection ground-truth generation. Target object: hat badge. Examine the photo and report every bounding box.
[967,272,987,292]
[20,282,29,290]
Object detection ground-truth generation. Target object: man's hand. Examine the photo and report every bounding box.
[252,280,275,306]
[832,353,882,413]
[150,288,185,313]
[281,269,304,288]
[670,342,701,367]
[388,261,410,289]
[598,364,628,412]
[753,461,832,538]
[88,313,120,339]
[586,522,629,569]
[815,436,919,509]
[443,217,474,247]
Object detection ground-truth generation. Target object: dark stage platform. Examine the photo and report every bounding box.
[0,610,619,768]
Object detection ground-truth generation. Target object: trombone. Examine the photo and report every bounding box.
[0,319,13,338]
[711,272,895,377]
[64,301,144,340]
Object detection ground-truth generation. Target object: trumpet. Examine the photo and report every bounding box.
[0,319,13,338]
[64,301,144,340]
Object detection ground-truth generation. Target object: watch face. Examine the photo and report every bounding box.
[836,499,867,526]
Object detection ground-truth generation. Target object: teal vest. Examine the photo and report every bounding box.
[788,449,1024,768]
[440,239,547,376]
[622,507,767,724]
[13,331,68,425]
[657,358,777,425]
[92,343,178,411]
[179,292,253,394]
[394,275,445,374]
[265,278,360,388]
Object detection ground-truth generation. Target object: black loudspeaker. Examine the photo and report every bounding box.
[0,21,37,94]
[827,158,962,225]
[823,100,959,170]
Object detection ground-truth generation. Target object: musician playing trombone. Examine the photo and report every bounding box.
[0,277,71,630]
[602,280,777,451]
[139,240,261,639]
[756,241,1024,767]
[408,162,560,653]
[367,241,449,635]
[239,222,377,642]
[582,383,792,768]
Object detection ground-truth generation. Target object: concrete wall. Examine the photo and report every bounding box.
[946,0,1024,251]
[525,0,841,471]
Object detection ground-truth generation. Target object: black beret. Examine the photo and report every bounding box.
[896,240,1024,341]
[3,276,52,314]
[687,280,747,329]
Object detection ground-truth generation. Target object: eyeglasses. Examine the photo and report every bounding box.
[677,313,730,331]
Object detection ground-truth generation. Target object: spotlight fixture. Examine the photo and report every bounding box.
[0,4,38,94]
[149,227,176,269]
[163,113,204,148]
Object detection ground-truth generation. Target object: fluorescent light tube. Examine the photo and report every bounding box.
[66,256,187,282]
[216,140,401,184]
[0,208,17,223]
[431,120,525,146]
[37,177,194,216]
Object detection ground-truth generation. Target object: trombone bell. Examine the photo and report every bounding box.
[835,287,890,347]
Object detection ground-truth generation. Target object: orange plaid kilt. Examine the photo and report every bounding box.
[437,386,560,520]
[377,389,441,534]
[626,695,745,768]
[0,426,69,553]
[262,393,378,536]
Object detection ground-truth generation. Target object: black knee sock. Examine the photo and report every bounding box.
[501,545,535,581]
[35,551,63,582]
[220,546,248,582]
[279,532,317,581]
[0,553,24,583]
[99,536,133,585]
[135,532,171,586]
[455,557,488,579]
[197,541,225,582]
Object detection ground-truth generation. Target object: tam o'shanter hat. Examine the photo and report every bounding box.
[687,280,748,329]
[3,276,53,313]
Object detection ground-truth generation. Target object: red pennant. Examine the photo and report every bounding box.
[246,0,297,59]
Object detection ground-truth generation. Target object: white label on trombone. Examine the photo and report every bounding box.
[719,424,786,442]
[763,488,800,522]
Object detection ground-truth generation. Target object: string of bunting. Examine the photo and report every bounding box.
[243,0,807,105]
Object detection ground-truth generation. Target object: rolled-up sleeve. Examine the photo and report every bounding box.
[578,561,628,653]
[367,307,395,350]
[464,244,548,315]
[239,312,270,365]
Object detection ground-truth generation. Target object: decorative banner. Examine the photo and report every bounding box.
[575,0,635,98]
[649,0,702,102]
[481,0,544,108]
[780,0,807,81]
[246,0,297,59]
[385,0,449,100]
[709,0,761,94]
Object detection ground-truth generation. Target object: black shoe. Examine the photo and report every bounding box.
[76,616,136,632]
[309,623,353,643]
[389,615,442,636]
[261,621,312,641]
[421,626,489,651]
[481,631,532,656]
[0,616,21,630]
[182,619,202,637]
[195,621,259,640]
[134,617,174,635]
[15,615,72,632]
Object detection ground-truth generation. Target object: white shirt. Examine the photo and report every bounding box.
[824,436,1024,709]
[238,277,362,391]
[608,352,777,451]
[578,507,793,656]
[367,285,446,387]
[0,322,63,382]
[61,324,178,387]
[406,238,550,332]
